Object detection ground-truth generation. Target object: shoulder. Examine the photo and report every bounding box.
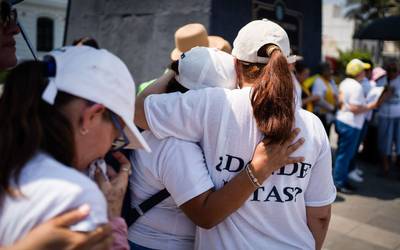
[313,77,324,86]
[296,108,325,130]
[296,108,328,143]
[23,154,104,200]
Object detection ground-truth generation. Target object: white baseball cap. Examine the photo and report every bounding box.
[176,47,237,90]
[232,19,293,64]
[41,46,151,152]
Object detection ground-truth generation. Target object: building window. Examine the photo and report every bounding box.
[37,17,54,52]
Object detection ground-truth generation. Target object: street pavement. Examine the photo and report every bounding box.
[324,157,400,250]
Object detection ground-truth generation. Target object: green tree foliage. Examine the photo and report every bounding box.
[337,49,373,75]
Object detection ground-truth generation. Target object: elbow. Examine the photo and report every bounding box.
[190,215,221,229]
[195,218,219,229]
[134,96,146,130]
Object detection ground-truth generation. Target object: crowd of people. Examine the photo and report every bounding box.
[0,0,399,250]
[293,55,398,193]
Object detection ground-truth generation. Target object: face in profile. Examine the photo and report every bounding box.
[0,3,20,70]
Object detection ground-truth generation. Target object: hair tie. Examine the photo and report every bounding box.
[266,45,280,57]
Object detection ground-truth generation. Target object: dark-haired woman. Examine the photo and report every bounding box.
[135,20,336,250]
[0,46,149,248]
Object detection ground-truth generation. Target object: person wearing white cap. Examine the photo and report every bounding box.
[0,45,149,248]
[135,19,337,250]
[333,59,388,193]
[128,47,302,250]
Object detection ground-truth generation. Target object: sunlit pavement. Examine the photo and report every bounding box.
[324,128,400,250]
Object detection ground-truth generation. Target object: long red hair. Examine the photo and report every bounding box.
[250,45,294,144]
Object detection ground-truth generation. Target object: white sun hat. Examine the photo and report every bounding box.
[232,19,293,64]
[176,47,237,90]
[41,45,151,152]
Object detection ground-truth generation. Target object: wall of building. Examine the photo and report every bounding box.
[66,0,212,83]
[15,0,67,60]
[66,0,322,82]
[322,3,355,58]
[210,0,322,70]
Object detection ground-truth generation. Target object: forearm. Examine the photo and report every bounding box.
[134,70,174,130]
[110,217,129,250]
[348,102,376,114]
[316,97,334,112]
[307,214,331,250]
[182,169,270,229]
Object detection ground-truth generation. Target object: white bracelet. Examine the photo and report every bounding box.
[245,163,262,188]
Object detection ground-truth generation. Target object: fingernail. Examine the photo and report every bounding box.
[300,138,305,143]
[78,204,90,215]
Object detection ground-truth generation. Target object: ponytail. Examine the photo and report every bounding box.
[251,45,295,144]
[0,61,76,199]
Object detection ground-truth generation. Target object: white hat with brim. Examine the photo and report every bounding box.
[232,19,291,64]
[41,46,151,152]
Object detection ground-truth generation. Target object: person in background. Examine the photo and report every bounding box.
[311,62,339,136]
[294,60,320,111]
[137,23,232,94]
[334,59,387,193]
[347,59,375,183]
[288,55,304,108]
[377,61,400,177]
[0,46,150,249]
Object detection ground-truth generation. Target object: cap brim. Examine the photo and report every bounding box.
[287,55,297,64]
[123,119,151,152]
[170,48,182,61]
[363,63,371,70]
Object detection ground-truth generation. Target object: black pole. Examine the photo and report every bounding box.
[63,0,71,46]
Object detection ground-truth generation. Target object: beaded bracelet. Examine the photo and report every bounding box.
[245,163,262,188]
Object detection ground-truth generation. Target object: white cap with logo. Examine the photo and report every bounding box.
[176,47,237,90]
[41,45,151,152]
[232,19,294,64]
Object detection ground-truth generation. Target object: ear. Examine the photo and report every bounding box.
[81,103,107,130]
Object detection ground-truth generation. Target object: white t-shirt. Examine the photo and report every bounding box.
[144,87,336,250]
[292,72,302,108]
[128,131,214,250]
[0,153,108,245]
[378,75,400,118]
[336,78,366,129]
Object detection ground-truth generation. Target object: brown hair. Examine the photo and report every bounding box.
[0,61,77,200]
[248,45,294,144]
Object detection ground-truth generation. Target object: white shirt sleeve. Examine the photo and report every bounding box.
[304,120,337,207]
[157,139,214,206]
[144,88,225,142]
